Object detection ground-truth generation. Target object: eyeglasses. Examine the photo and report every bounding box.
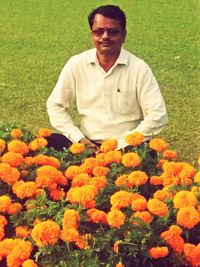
[91,28,121,37]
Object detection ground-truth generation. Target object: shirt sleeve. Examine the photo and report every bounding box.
[46,59,85,143]
[117,64,168,150]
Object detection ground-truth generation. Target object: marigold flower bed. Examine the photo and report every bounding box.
[0,123,200,267]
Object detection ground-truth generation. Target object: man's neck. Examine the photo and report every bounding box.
[97,52,119,72]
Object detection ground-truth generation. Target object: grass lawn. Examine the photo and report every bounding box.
[1,0,199,162]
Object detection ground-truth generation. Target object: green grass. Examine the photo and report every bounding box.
[1,0,199,162]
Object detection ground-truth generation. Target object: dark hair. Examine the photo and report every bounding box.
[88,5,126,30]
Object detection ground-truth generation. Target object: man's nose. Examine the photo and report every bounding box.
[101,30,109,39]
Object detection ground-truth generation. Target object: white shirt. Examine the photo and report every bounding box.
[46,47,168,149]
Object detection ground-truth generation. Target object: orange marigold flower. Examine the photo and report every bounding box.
[127,170,148,186]
[6,240,33,267]
[149,246,169,259]
[113,240,123,253]
[149,138,168,152]
[0,163,20,185]
[153,190,172,201]
[15,226,31,238]
[132,211,153,224]
[92,166,109,177]
[95,153,108,167]
[122,152,142,167]
[147,198,168,217]
[37,128,52,138]
[100,139,118,153]
[89,176,108,190]
[80,158,100,174]
[116,262,124,267]
[0,139,6,154]
[75,234,91,250]
[22,259,39,267]
[10,128,23,139]
[125,131,144,147]
[33,154,60,168]
[24,156,34,166]
[7,202,23,215]
[110,190,133,209]
[115,174,129,187]
[0,225,5,241]
[71,173,90,187]
[70,143,85,154]
[104,150,122,164]
[169,225,183,235]
[194,171,200,183]
[184,243,200,267]
[150,175,163,186]
[86,208,107,224]
[31,220,60,247]
[0,215,7,227]
[160,230,184,254]
[7,140,29,155]
[49,188,65,201]
[173,190,198,209]
[107,209,125,228]
[163,149,177,159]
[60,227,79,242]
[0,195,11,212]
[15,182,37,199]
[12,181,25,194]
[62,209,80,230]
[131,198,147,211]
[28,137,48,151]
[156,158,168,168]
[177,207,200,229]
[1,152,24,167]
[65,165,82,180]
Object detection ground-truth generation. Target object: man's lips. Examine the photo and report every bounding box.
[99,41,112,46]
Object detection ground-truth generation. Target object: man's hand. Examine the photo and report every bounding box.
[79,137,99,151]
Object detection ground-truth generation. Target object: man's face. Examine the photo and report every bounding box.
[91,14,126,57]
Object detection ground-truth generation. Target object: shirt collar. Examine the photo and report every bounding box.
[87,47,128,66]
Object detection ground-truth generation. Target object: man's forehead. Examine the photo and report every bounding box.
[93,14,121,27]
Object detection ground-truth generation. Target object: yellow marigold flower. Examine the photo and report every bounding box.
[31,220,60,247]
[60,227,79,242]
[107,209,125,228]
[132,211,153,224]
[178,162,196,180]
[7,140,29,155]
[32,154,60,168]
[92,166,109,176]
[6,240,33,267]
[29,137,48,151]
[153,190,171,201]
[15,182,37,199]
[163,149,177,159]
[177,207,200,229]
[194,171,200,183]
[71,173,90,187]
[115,174,129,187]
[127,170,148,186]
[116,262,124,267]
[15,226,31,238]
[0,163,20,185]
[22,259,39,267]
[10,128,23,139]
[125,132,144,147]
[156,158,168,168]
[62,209,80,230]
[37,128,52,137]
[7,202,23,215]
[95,152,108,166]
[191,186,200,197]
[86,208,107,224]
[131,198,147,211]
[110,190,133,209]
[147,198,168,217]
[12,181,25,194]
[100,139,118,153]
[150,175,163,185]
[70,143,85,154]
[65,165,82,180]
[184,243,200,267]
[89,176,108,190]
[149,138,168,152]
[173,190,198,209]
[0,195,11,212]
[0,139,6,154]
[1,152,24,167]
[113,240,123,253]
[122,152,142,167]
[49,188,65,201]
[104,150,122,164]
[149,246,169,259]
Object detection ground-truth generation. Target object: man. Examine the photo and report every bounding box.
[46,5,168,151]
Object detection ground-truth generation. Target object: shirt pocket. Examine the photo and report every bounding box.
[112,89,136,114]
